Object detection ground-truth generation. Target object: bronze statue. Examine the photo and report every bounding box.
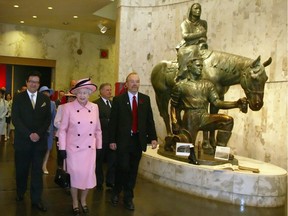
[151,47,272,138]
[170,55,247,164]
[176,3,208,82]
[151,3,272,164]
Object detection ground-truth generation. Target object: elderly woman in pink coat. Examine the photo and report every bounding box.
[58,78,102,216]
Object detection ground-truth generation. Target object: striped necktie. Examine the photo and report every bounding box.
[31,93,35,109]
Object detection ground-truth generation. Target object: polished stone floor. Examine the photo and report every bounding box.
[0,135,286,216]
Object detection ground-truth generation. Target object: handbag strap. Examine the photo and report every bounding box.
[63,159,67,171]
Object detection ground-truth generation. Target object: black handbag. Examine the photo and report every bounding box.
[54,160,70,188]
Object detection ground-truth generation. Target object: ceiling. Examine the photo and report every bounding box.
[0,0,117,36]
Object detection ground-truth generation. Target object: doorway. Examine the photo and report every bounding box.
[0,56,56,97]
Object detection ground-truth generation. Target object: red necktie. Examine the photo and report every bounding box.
[132,96,138,133]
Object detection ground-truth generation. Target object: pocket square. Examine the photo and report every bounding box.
[41,102,46,107]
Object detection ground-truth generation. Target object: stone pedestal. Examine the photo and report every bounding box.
[139,146,287,207]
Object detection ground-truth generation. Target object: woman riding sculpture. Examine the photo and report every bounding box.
[176,3,208,82]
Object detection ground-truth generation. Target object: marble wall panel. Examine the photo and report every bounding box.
[0,24,117,102]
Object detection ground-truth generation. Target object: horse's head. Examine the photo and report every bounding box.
[240,56,272,111]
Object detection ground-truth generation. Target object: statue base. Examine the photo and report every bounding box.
[157,143,238,166]
[139,146,287,207]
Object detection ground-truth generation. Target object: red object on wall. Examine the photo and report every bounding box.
[0,64,7,88]
[100,49,109,59]
[115,82,126,96]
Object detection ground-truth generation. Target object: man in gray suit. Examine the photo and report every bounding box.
[12,71,51,212]
[93,83,115,190]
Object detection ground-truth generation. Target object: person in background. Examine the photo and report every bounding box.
[20,85,27,93]
[12,71,51,212]
[39,86,56,175]
[5,93,12,141]
[55,90,65,108]
[54,93,76,168]
[109,72,158,211]
[93,83,115,190]
[58,78,102,216]
[60,80,78,105]
[70,79,77,89]
[0,89,7,143]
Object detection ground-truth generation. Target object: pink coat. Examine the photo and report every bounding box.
[59,100,102,189]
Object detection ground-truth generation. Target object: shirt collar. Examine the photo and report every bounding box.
[128,91,138,100]
[27,90,37,97]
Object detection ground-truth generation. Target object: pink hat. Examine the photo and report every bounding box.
[70,78,97,94]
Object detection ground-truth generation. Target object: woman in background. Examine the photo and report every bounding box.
[54,93,76,168]
[39,86,56,174]
[5,93,12,141]
[0,89,7,143]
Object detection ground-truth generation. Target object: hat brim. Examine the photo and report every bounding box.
[40,89,53,96]
[70,84,97,94]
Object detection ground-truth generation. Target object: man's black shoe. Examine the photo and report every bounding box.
[96,185,103,191]
[124,201,135,211]
[106,183,114,188]
[111,194,119,206]
[32,202,47,212]
[16,195,24,201]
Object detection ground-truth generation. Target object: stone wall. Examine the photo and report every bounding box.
[0,24,117,101]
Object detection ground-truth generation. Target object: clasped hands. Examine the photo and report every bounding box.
[30,133,40,142]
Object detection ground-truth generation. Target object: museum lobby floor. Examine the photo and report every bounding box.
[0,136,286,216]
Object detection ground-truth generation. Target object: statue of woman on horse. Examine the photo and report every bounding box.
[151,3,272,164]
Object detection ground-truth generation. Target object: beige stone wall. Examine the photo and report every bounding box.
[116,0,287,169]
[0,24,117,101]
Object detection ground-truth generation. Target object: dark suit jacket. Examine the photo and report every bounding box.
[94,97,111,143]
[108,92,157,152]
[12,91,51,151]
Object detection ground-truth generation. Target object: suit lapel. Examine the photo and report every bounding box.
[124,93,132,113]
[100,98,111,116]
[25,91,35,110]
[138,93,144,113]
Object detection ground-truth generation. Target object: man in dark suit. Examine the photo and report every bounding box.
[93,83,116,190]
[109,72,158,211]
[12,71,51,212]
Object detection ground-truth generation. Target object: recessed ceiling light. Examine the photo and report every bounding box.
[73,16,78,19]
[14,5,19,8]
[20,21,24,24]
[33,16,37,19]
[48,6,53,10]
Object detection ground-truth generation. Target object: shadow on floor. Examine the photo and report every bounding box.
[0,136,286,216]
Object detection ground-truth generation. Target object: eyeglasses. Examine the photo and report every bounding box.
[27,80,40,84]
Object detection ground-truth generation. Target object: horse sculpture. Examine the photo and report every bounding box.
[151,49,272,149]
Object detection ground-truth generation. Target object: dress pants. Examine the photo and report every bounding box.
[113,134,142,202]
[15,145,46,203]
[96,142,116,186]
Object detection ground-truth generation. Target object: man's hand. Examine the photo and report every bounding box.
[109,143,117,151]
[237,97,248,113]
[30,133,40,142]
[151,140,158,149]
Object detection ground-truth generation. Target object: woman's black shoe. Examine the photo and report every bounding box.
[72,207,80,216]
[80,203,89,214]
